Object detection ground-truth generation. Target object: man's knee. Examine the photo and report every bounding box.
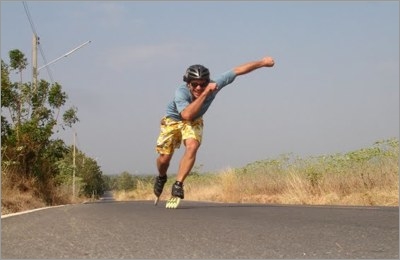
[158,154,172,165]
[184,139,200,153]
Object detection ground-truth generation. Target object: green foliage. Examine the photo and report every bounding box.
[55,147,105,198]
[236,138,399,189]
[101,175,112,191]
[106,172,136,191]
[104,172,155,192]
[9,49,28,72]
[62,107,79,128]
[190,164,203,178]
[118,172,136,191]
[1,61,13,109]
[304,165,323,188]
[55,158,74,185]
[80,157,105,197]
[8,49,28,85]
[48,82,67,108]
[0,49,106,205]
[237,153,294,176]
[2,51,75,176]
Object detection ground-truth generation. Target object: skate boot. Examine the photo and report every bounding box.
[153,175,167,205]
[166,181,184,209]
[171,181,184,199]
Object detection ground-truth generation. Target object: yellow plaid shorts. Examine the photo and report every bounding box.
[156,117,204,154]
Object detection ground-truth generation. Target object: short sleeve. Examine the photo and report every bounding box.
[174,86,192,114]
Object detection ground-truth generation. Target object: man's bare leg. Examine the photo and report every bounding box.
[176,138,200,183]
[157,154,173,176]
[169,139,200,200]
[154,154,173,199]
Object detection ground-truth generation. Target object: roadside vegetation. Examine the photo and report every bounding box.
[114,138,398,207]
[1,50,106,215]
[2,49,398,215]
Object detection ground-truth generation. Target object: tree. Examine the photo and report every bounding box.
[79,156,105,197]
[1,49,79,203]
[55,147,105,198]
[117,172,135,191]
[9,49,27,84]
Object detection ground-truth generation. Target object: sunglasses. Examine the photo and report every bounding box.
[190,81,208,88]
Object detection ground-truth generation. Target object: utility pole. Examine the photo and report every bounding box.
[30,35,90,198]
[73,130,76,199]
[32,34,38,91]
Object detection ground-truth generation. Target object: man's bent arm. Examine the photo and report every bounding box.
[180,83,217,121]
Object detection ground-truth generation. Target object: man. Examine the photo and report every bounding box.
[154,56,275,200]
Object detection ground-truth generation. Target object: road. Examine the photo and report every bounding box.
[1,196,398,259]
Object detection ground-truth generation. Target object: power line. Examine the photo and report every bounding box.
[22,1,55,83]
[38,44,55,83]
[21,1,91,163]
[22,1,37,35]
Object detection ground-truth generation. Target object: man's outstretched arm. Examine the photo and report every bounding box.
[233,56,275,76]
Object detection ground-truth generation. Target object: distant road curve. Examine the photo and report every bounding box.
[1,198,398,259]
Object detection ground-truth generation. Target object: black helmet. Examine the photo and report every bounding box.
[183,64,210,83]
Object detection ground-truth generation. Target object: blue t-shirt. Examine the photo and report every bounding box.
[165,70,237,121]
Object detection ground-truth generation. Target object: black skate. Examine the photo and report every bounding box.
[153,175,167,205]
[166,182,184,209]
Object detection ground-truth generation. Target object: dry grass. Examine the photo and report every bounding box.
[1,173,43,215]
[113,178,156,201]
[3,139,398,214]
[1,181,46,215]
[1,171,85,215]
[114,141,399,207]
[114,165,398,206]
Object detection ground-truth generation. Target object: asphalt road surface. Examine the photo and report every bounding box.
[1,196,398,259]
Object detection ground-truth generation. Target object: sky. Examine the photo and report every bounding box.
[1,1,399,175]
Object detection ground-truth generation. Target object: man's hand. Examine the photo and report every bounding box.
[203,82,218,96]
[261,56,275,67]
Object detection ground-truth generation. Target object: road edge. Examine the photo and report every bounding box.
[1,205,66,219]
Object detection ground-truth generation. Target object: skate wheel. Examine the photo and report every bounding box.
[166,197,181,209]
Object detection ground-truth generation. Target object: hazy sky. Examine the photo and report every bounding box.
[1,1,399,175]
